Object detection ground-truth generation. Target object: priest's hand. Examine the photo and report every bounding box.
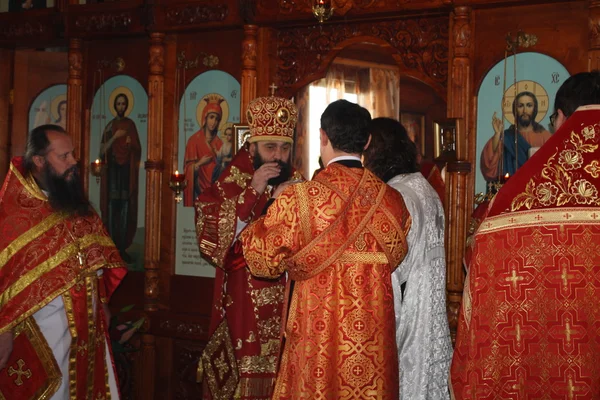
[251,162,281,194]
[0,331,14,370]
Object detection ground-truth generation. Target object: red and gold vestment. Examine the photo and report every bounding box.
[241,163,411,400]
[195,148,302,400]
[451,105,600,399]
[0,157,126,399]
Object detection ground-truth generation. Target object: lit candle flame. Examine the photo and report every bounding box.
[504,173,510,179]
[94,159,100,164]
[174,170,179,176]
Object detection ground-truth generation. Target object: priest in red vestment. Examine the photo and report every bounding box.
[195,96,303,400]
[451,71,600,399]
[0,125,127,399]
[241,100,412,399]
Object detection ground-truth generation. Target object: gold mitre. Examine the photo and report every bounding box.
[246,96,297,144]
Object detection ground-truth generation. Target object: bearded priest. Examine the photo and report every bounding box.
[0,125,127,399]
[195,96,303,400]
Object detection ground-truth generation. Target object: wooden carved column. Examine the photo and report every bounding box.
[589,1,600,70]
[241,25,258,123]
[446,6,473,343]
[0,49,13,180]
[67,38,83,158]
[139,32,166,400]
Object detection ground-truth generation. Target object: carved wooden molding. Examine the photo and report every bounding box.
[589,1,600,50]
[144,159,165,171]
[75,12,132,32]
[159,319,207,338]
[269,0,434,16]
[276,17,448,95]
[165,4,228,26]
[0,21,45,40]
[446,160,472,173]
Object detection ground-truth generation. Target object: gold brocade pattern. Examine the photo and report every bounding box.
[238,355,278,374]
[223,166,252,189]
[452,108,600,399]
[512,127,600,211]
[0,212,67,270]
[250,286,285,307]
[241,164,409,399]
[0,318,61,400]
[201,320,239,400]
[0,234,113,308]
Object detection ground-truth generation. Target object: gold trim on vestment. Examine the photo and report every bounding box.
[0,317,62,400]
[337,252,389,264]
[476,207,600,235]
[201,320,239,400]
[288,171,388,279]
[86,275,96,400]
[64,291,78,400]
[10,163,47,201]
[0,234,113,307]
[0,212,67,271]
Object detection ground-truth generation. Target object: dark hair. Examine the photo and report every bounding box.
[320,99,371,154]
[56,100,67,123]
[554,71,600,118]
[23,124,66,174]
[114,93,129,112]
[363,118,419,182]
[512,91,545,133]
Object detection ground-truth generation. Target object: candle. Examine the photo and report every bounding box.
[501,172,510,183]
[172,169,185,183]
[94,159,101,164]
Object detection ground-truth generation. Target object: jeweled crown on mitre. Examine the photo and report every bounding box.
[246,96,298,144]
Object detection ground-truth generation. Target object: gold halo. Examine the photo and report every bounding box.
[196,93,229,132]
[108,86,135,118]
[501,80,549,125]
[50,93,67,122]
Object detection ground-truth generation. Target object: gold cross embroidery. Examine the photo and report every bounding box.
[77,340,88,356]
[8,359,32,386]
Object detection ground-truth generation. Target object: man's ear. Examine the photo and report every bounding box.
[555,109,567,130]
[32,155,45,169]
[363,134,372,151]
[319,128,328,147]
[248,142,257,157]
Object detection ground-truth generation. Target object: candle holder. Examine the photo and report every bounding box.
[169,170,187,203]
[90,159,106,184]
[313,0,334,23]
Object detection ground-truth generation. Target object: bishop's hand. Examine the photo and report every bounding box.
[251,162,281,195]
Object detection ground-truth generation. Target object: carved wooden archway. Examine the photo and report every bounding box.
[273,17,449,99]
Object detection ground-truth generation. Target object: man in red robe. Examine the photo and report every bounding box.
[451,71,600,398]
[0,125,127,399]
[195,96,302,399]
[184,95,224,206]
[241,100,412,399]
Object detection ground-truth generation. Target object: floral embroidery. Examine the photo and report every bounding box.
[511,127,600,211]
[570,179,598,204]
[558,149,583,170]
[535,182,558,206]
[584,160,600,178]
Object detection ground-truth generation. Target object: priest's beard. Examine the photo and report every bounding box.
[43,163,92,216]
[253,152,292,186]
